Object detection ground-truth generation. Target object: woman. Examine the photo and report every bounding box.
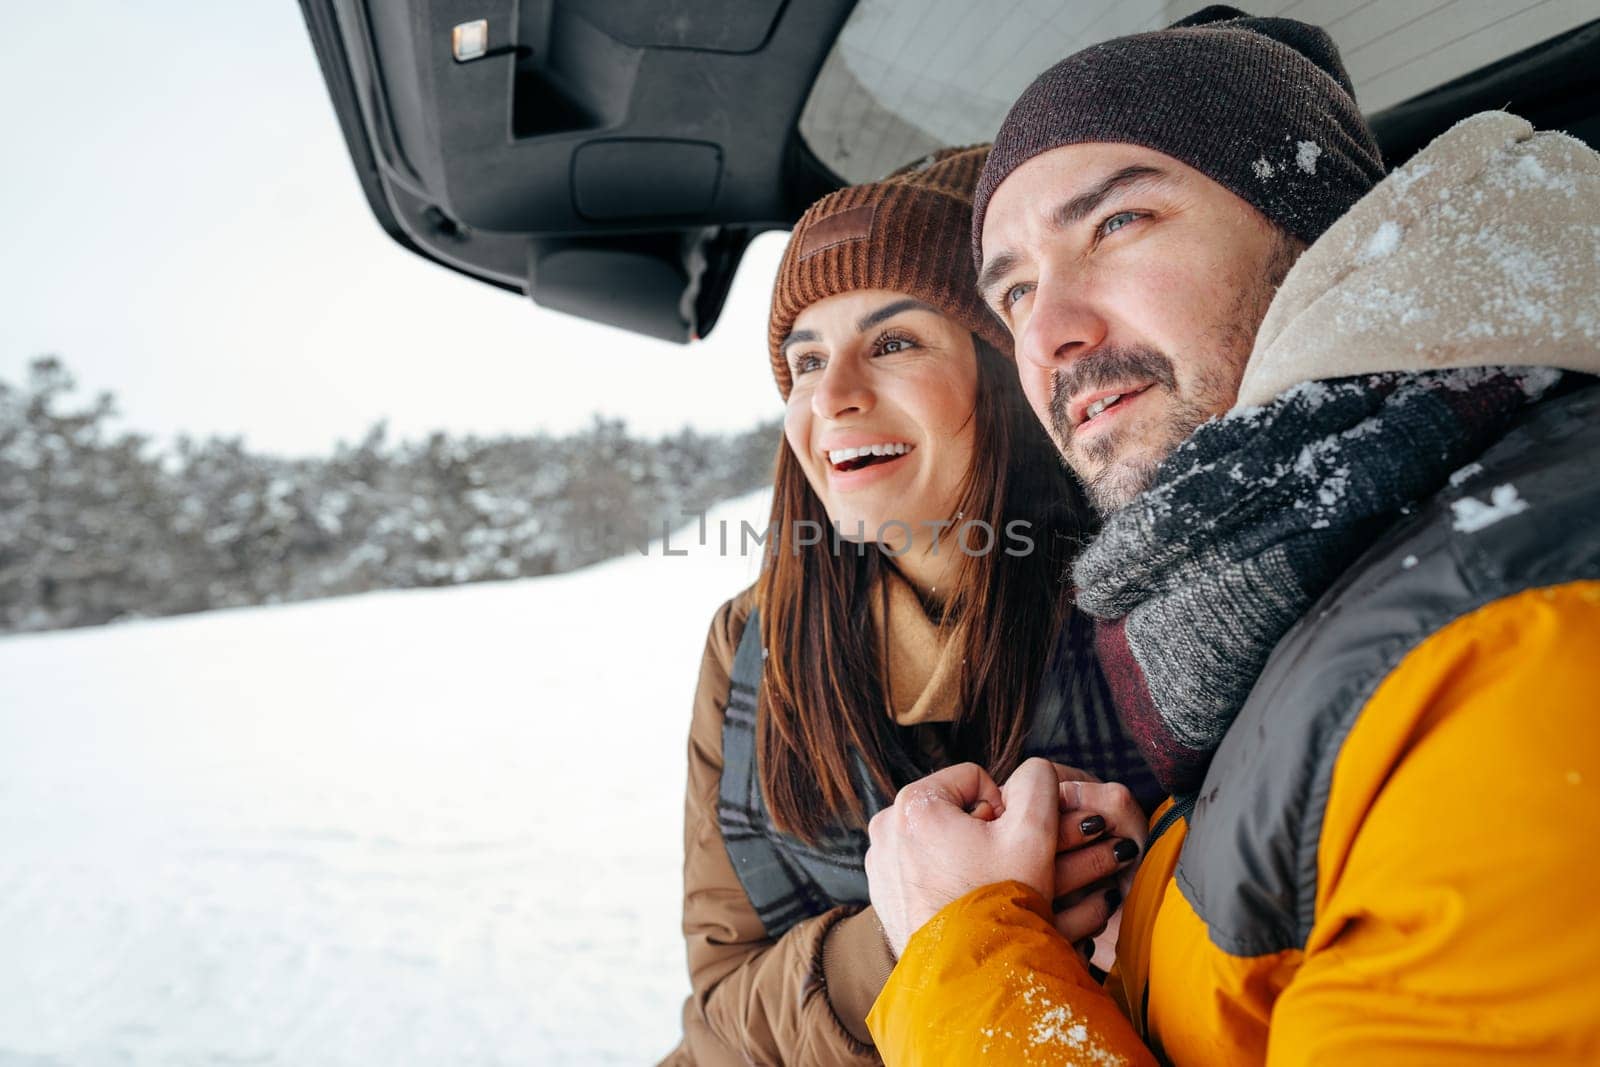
[664,147,1159,1066]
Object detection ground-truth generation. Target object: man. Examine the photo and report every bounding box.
[862,6,1600,1064]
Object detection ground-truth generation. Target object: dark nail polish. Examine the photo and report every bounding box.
[1113,838,1140,863]
[1104,887,1122,910]
[1079,814,1106,836]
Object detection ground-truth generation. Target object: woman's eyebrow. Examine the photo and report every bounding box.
[856,297,938,333]
[779,328,819,356]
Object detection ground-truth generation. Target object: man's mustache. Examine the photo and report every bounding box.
[1048,346,1179,443]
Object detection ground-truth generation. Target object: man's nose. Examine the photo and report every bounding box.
[1018,276,1106,372]
[811,356,874,419]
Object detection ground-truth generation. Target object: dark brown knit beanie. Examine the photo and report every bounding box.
[971,5,1386,264]
[769,145,1010,399]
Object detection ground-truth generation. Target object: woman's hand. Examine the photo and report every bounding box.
[1049,762,1102,785]
[1047,774,1146,960]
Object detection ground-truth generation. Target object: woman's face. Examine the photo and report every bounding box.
[781,290,979,547]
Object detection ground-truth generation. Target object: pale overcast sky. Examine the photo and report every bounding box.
[0,2,788,457]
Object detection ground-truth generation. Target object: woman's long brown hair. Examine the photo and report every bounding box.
[755,336,1092,843]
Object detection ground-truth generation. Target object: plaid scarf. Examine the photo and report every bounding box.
[1075,366,1565,795]
[718,603,1157,937]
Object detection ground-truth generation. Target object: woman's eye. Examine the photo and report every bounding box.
[875,332,918,356]
[1099,210,1142,238]
[793,354,824,375]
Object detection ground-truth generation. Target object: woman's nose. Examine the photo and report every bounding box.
[811,356,875,419]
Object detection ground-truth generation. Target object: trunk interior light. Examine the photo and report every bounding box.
[452,20,488,62]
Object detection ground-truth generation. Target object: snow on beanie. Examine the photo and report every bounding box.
[769,145,1010,400]
[971,5,1386,263]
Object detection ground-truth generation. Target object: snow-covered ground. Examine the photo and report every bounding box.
[0,490,770,1066]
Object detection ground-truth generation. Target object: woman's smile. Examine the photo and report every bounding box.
[826,451,912,493]
[823,440,917,489]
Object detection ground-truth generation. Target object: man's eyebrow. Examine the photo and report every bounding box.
[976,165,1172,302]
[778,328,819,357]
[1053,164,1171,228]
[976,251,1020,304]
[856,297,938,333]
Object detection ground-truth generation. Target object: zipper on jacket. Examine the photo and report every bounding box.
[1146,792,1196,849]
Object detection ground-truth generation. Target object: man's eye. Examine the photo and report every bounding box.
[881,338,911,354]
[1099,210,1142,238]
[1003,283,1033,309]
[793,354,824,375]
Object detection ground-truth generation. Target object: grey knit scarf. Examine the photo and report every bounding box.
[1074,366,1565,794]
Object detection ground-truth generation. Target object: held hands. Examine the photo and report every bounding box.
[865,760,1056,956]
[865,757,1145,958]
[1054,775,1147,966]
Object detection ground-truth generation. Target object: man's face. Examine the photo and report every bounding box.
[977,143,1298,512]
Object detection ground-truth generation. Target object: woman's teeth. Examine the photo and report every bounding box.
[827,442,912,465]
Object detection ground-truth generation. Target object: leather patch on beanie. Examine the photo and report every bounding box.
[798,203,876,260]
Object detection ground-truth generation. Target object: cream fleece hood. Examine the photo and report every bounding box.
[1236,111,1600,408]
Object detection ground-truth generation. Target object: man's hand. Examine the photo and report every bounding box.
[866,758,1063,956]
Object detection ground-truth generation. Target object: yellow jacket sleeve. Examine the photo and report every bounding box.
[1265,582,1600,1064]
[866,881,1158,1066]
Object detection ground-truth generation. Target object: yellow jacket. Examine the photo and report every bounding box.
[866,113,1600,1066]
[870,581,1600,1065]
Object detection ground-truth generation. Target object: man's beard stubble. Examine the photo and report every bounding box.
[1047,346,1219,514]
[1048,231,1302,514]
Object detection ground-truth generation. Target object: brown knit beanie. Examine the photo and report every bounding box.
[768,145,1010,399]
[971,5,1386,264]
